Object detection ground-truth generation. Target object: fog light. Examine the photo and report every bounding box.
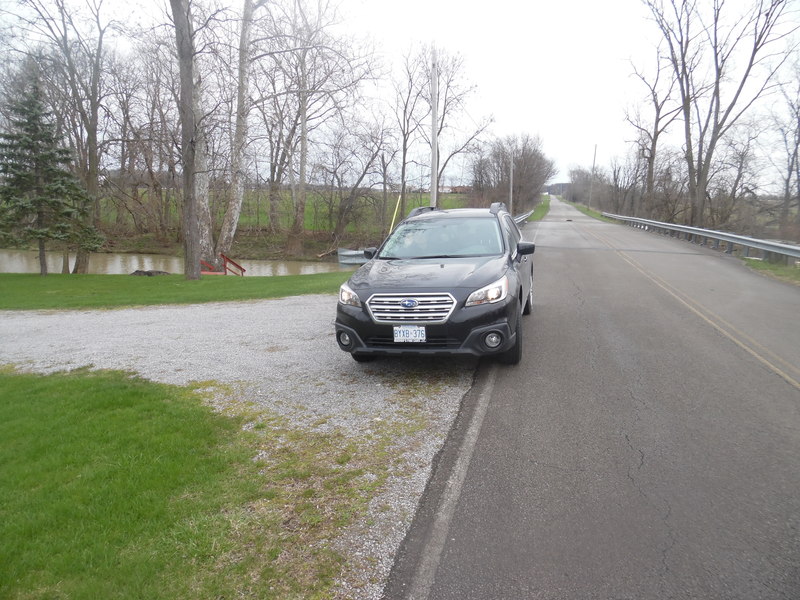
[338,331,352,347]
[484,332,503,348]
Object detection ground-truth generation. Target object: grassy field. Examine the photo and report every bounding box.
[0,271,351,310]
[0,368,411,599]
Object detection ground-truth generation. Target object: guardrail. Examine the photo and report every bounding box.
[602,213,800,263]
[514,209,535,224]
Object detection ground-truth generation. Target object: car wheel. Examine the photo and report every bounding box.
[497,310,522,365]
[351,353,376,363]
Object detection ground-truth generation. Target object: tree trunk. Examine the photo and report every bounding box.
[216,0,256,264]
[286,79,308,257]
[38,238,47,276]
[268,181,282,233]
[72,250,90,274]
[170,0,200,280]
[194,121,215,264]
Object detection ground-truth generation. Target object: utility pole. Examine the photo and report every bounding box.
[509,155,514,216]
[588,144,597,209]
[430,47,438,208]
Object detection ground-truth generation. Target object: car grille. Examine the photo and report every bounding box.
[366,293,456,324]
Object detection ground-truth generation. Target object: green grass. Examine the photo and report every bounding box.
[743,258,800,285]
[526,196,551,221]
[566,201,617,222]
[0,369,423,599]
[0,271,351,310]
[0,369,261,599]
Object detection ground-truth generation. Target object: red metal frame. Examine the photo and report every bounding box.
[200,254,246,276]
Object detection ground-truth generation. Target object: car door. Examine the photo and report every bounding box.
[502,215,531,306]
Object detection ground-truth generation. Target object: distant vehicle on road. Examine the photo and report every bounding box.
[334,202,535,364]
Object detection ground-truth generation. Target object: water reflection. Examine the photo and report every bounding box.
[0,249,355,277]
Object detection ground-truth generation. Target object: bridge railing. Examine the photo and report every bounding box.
[602,212,800,263]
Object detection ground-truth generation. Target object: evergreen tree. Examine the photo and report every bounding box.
[0,68,100,275]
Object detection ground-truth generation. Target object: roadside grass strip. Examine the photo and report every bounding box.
[743,257,800,285]
[528,196,551,221]
[0,369,415,599]
[0,271,350,310]
[566,201,617,222]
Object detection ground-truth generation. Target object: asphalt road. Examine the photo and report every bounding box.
[386,198,800,599]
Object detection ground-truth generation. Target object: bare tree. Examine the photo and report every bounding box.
[264,0,373,256]
[214,0,269,266]
[643,0,798,226]
[422,47,492,194]
[772,63,800,235]
[112,31,182,238]
[392,49,429,217]
[626,45,681,218]
[610,152,644,216]
[706,122,761,229]
[472,134,556,212]
[652,147,691,222]
[169,0,201,279]
[314,114,389,241]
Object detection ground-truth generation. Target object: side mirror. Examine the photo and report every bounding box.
[518,242,536,256]
[363,247,377,259]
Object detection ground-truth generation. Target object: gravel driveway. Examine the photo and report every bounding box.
[0,294,476,598]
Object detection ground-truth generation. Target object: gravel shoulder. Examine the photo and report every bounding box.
[0,295,475,598]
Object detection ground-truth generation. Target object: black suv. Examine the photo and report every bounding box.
[334,202,535,365]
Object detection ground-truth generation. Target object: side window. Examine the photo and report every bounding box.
[503,215,520,256]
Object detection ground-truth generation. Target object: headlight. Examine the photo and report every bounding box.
[465,275,508,307]
[338,283,362,307]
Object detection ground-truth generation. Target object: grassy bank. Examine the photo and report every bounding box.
[526,196,550,221]
[0,271,351,310]
[743,258,800,285]
[566,201,617,223]
[0,369,411,598]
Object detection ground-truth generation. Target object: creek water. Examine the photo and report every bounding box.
[0,249,355,277]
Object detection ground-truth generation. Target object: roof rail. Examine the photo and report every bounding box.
[407,205,438,219]
[489,202,508,215]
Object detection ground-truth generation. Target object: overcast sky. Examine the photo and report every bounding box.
[336,0,658,183]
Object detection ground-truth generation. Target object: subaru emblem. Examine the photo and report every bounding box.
[400,298,419,309]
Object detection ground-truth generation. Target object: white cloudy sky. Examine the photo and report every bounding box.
[336,0,657,182]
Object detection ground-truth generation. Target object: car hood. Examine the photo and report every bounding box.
[347,256,507,296]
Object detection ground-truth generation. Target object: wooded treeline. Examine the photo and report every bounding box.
[566,0,800,242]
[0,0,554,276]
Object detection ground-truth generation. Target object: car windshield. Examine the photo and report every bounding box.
[378,216,504,259]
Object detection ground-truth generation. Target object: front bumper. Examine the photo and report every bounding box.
[334,298,517,358]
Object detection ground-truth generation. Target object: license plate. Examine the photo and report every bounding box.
[393,325,426,343]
